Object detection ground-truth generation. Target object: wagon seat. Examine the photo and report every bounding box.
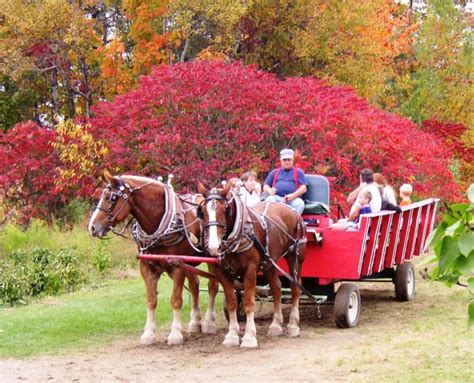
[302,175,331,229]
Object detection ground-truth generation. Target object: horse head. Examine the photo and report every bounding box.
[88,170,164,238]
[88,170,136,238]
[197,182,233,256]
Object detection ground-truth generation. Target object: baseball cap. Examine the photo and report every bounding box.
[280,148,294,160]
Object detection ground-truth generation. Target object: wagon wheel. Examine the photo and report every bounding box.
[334,283,361,328]
[394,262,416,301]
[223,290,246,322]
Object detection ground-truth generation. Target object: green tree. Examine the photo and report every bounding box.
[0,0,103,121]
[402,0,473,129]
[0,0,133,123]
[0,75,41,131]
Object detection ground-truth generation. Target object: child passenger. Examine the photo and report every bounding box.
[399,183,413,206]
[331,190,372,231]
[233,171,261,206]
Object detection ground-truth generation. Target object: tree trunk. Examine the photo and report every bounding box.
[51,68,59,116]
[180,38,190,62]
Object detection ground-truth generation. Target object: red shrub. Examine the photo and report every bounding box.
[1,62,462,222]
[89,61,460,206]
[0,122,62,223]
[421,120,473,163]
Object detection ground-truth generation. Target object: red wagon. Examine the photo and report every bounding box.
[272,175,439,328]
[139,174,439,328]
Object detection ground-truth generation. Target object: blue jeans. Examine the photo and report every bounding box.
[265,195,305,214]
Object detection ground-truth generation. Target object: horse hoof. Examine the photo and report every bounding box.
[240,336,258,348]
[222,334,240,347]
[202,322,217,334]
[267,325,284,337]
[287,325,300,338]
[188,322,202,334]
[167,331,184,346]
[139,333,157,346]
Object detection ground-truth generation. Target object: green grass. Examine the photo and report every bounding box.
[0,274,207,357]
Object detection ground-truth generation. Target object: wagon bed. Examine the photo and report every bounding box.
[301,198,438,283]
[270,181,439,327]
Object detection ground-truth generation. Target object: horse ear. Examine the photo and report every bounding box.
[104,169,118,187]
[220,182,232,197]
[197,182,208,196]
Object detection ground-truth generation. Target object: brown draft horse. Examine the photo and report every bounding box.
[88,171,219,345]
[197,182,306,348]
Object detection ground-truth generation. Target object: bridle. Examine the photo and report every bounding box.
[95,177,154,238]
[199,190,247,256]
[199,193,231,232]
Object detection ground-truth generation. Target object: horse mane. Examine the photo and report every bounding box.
[121,175,164,186]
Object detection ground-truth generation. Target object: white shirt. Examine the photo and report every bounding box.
[383,185,397,206]
[238,188,261,206]
[361,183,382,213]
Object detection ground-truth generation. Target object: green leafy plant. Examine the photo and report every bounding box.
[0,247,86,305]
[56,199,92,228]
[426,183,474,327]
[92,242,111,273]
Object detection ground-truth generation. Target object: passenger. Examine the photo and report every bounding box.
[373,173,400,212]
[263,148,308,214]
[347,168,382,213]
[238,171,261,207]
[331,190,372,231]
[399,183,413,206]
[374,173,397,206]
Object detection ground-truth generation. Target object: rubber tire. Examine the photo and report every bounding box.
[334,283,361,328]
[223,290,246,322]
[394,262,416,301]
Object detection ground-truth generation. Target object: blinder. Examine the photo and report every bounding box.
[96,179,133,225]
[196,206,204,220]
[199,193,231,229]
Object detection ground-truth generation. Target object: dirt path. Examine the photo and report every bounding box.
[1,330,358,383]
[1,284,472,383]
[0,300,365,382]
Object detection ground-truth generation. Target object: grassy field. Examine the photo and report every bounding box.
[0,272,218,357]
[0,220,137,267]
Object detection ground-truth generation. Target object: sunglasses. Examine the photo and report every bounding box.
[281,158,293,161]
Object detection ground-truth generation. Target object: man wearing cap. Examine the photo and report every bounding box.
[263,149,308,214]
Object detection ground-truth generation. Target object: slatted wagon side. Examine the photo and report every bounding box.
[287,198,439,328]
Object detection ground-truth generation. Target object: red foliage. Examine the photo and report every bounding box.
[1,62,463,222]
[88,61,460,207]
[0,122,61,223]
[421,120,473,164]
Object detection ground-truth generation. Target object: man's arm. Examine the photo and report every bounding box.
[284,184,307,202]
[347,204,361,222]
[263,183,276,195]
[347,183,365,204]
[263,170,276,195]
